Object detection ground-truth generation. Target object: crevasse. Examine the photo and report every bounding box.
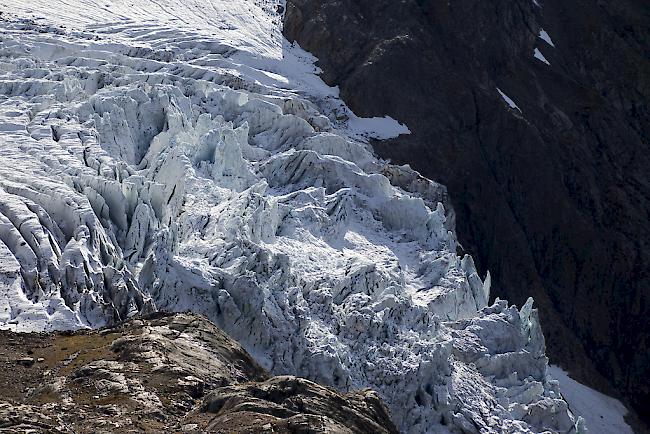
[0,2,584,433]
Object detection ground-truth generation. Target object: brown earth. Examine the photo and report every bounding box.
[0,312,397,433]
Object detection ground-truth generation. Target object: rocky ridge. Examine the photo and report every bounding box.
[0,312,398,433]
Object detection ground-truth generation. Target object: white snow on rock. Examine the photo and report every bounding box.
[347,114,411,140]
[534,48,551,65]
[538,29,556,47]
[548,366,633,434]
[497,87,522,112]
[0,2,584,433]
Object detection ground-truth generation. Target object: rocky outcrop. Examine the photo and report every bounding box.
[0,312,398,433]
[283,0,650,425]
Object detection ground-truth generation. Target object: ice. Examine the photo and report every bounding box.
[548,366,633,434]
[0,2,584,432]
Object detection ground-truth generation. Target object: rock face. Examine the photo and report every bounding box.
[0,312,398,433]
[283,0,650,423]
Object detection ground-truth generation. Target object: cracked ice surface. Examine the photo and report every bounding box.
[0,2,582,433]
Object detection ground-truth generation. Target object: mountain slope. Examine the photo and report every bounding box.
[0,1,592,432]
[282,0,650,427]
[0,312,398,433]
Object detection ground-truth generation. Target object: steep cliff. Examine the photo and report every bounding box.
[283,0,650,425]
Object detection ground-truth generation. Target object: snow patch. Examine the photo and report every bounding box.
[539,29,556,47]
[347,114,411,140]
[497,87,522,112]
[534,48,551,65]
[548,366,633,434]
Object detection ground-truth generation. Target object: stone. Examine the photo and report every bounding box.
[16,357,35,367]
[0,313,397,434]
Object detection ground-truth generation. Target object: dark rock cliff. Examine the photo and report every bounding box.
[283,0,650,426]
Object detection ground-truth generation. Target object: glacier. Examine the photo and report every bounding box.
[0,1,585,433]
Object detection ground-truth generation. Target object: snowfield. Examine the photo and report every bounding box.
[548,366,633,434]
[0,1,602,432]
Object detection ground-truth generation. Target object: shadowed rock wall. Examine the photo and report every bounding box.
[284,0,650,424]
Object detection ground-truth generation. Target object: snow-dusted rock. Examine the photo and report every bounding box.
[0,3,584,433]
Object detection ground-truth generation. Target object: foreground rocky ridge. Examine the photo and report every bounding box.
[283,0,650,425]
[0,312,397,433]
[0,2,583,432]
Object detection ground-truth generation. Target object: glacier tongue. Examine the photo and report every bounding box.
[0,3,582,433]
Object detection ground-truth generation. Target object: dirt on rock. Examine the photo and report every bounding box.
[0,312,397,433]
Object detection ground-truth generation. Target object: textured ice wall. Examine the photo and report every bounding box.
[0,6,583,434]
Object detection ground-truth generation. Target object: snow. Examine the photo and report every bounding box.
[0,1,583,433]
[0,0,408,142]
[539,29,556,47]
[534,48,551,65]
[548,366,633,434]
[347,114,411,140]
[497,87,522,112]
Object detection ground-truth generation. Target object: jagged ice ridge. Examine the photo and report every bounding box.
[0,1,585,433]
